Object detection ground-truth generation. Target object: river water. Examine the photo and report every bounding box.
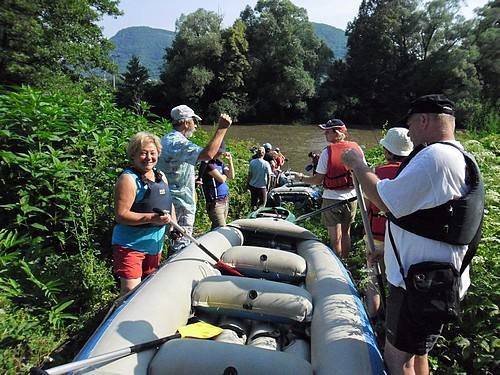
[203,124,383,172]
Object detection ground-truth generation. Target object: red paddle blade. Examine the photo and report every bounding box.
[215,260,243,276]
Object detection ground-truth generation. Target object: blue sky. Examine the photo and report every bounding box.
[100,0,489,38]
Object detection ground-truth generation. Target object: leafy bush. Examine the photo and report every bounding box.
[0,86,165,372]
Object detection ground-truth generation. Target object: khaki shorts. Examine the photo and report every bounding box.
[321,198,357,226]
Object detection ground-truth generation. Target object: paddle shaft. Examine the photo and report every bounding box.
[30,334,181,375]
[153,209,242,276]
[294,196,357,222]
[352,177,386,310]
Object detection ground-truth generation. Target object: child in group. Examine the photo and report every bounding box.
[364,127,413,320]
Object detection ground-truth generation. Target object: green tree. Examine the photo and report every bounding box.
[336,0,482,126]
[468,0,499,104]
[116,55,151,110]
[208,19,251,122]
[0,0,121,88]
[241,0,328,122]
[158,9,224,119]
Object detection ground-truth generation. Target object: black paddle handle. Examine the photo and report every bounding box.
[153,207,167,216]
[29,368,49,375]
[130,333,181,352]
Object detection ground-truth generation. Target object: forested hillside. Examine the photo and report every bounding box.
[109,23,347,79]
[312,23,348,60]
[110,27,176,78]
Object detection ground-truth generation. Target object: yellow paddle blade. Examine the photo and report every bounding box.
[177,321,223,339]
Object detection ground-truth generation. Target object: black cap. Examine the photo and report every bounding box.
[400,94,455,125]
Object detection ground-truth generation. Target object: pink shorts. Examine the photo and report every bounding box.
[113,245,161,279]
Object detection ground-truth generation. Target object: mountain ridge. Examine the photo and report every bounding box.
[110,23,347,79]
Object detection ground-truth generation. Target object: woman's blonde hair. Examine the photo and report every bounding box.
[126,132,162,160]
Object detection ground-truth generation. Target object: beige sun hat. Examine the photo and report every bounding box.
[379,127,413,156]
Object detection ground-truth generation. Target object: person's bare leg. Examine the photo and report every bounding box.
[384,339,414,375]
[120,277,141,296]
[327,224,342,258]
[365,267,381,318]
[414,354,429,375]
[340,222,351,259]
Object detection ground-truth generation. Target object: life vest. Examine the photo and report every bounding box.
[367,163,401,241]
[126,167,173,225]
[323,141,363,190]
[386,143,484,246]
[200,160,229,202]
[275,153,286,168]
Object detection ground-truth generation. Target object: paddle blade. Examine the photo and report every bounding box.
[178,321,223,339]
[215,260,243,276]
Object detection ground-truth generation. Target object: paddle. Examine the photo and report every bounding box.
[153,208,242,276]
[352,176,386,312]
[294,196,357,222]
[29,321,223,375]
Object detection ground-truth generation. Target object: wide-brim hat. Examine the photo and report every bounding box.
[380,127,413,156]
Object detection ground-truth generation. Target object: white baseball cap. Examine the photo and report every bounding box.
[380,127,413,156]
[171,105,202,121]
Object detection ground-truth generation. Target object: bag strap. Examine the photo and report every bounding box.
[387,222,405,278]
[388,221,476,276]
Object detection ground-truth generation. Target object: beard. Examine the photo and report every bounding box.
[185,129,194,138]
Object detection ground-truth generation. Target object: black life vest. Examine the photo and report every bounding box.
[386,142,484,246]
[126,167,173,224]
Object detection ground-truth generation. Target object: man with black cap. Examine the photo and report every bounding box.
[199,140,235,229]
[157,105,232,253]
[342,94,484,374]
[296,119,364,259]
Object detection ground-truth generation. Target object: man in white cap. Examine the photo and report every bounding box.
[157,105,232,253]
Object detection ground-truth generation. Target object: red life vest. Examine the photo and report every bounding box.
[367,162,401,241]
[323,141,363,190]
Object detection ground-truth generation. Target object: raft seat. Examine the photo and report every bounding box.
[191,275,313,324]
[220,245,306,282]
[148,338,314,375]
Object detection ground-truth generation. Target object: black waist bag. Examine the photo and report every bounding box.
[404,261,461,325]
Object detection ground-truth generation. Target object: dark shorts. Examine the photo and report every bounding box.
[386,284,443,355]
[113,245,161,279]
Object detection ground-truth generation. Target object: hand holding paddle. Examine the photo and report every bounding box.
[352,177,386,311]
[153,208,242,276]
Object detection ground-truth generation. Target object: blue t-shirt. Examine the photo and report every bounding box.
[248,158,272,188]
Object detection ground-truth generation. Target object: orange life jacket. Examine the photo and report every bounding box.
[323,141,363,190]
[367,162,401,241]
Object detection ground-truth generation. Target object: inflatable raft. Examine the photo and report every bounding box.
[268,182,322,209]
[66,218,386,374]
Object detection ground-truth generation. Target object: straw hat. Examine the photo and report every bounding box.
[379,127,413,156]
